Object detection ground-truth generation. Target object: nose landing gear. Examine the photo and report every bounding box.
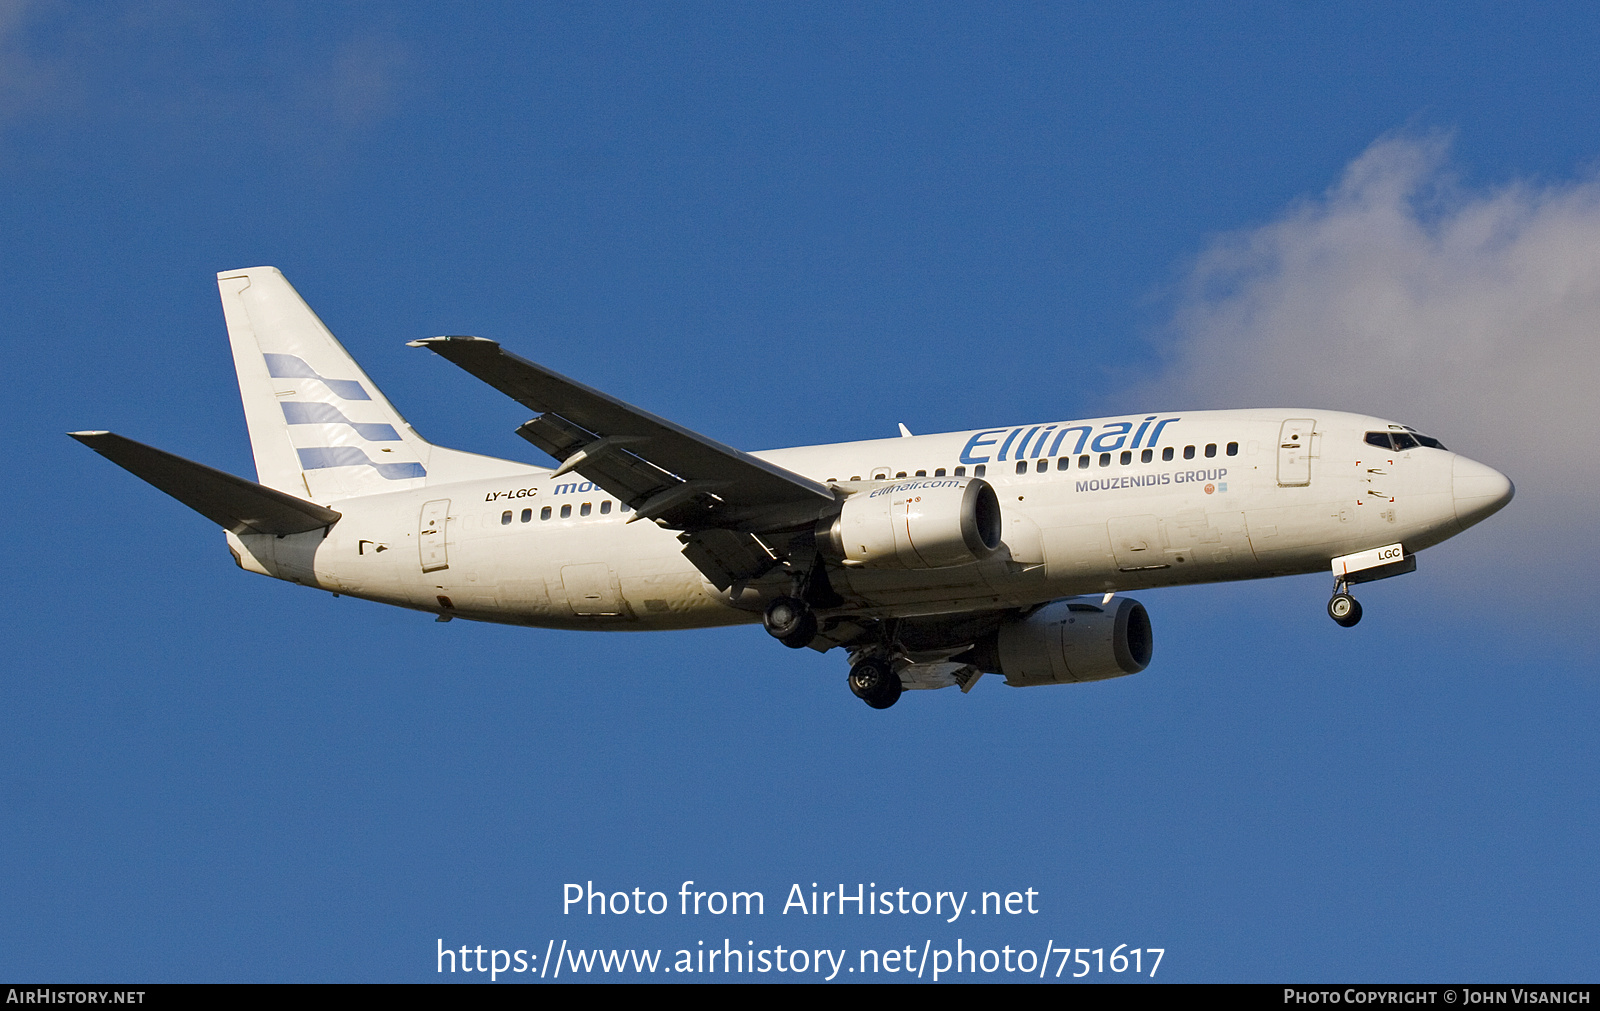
[1327,581,1363,628]
[848,657,903,709]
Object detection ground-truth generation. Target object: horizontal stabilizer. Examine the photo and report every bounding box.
[69,431,341,535]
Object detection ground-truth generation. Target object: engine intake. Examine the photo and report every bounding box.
[960,597,1153,686]
[819,477,1002,570]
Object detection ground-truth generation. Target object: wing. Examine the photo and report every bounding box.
[410,336,838,589]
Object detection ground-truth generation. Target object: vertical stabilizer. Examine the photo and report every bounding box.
[217,267,432,500]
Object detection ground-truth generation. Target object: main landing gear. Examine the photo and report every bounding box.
[1327,581,1363,628]
[762,589,905,709]
[763,596,818,649]
[847,657,903,710]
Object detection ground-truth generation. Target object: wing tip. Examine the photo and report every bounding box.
[408,334,498,349]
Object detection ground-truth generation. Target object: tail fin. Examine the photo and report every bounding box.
[217,267,433,500]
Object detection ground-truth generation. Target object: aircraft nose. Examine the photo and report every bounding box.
[1452,455,1514,531]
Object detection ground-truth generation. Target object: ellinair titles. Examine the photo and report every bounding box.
[73,267,1514,709]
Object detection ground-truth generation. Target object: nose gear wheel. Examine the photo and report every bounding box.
[1327,589,1362,627]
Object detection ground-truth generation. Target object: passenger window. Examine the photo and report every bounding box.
[600,501,612,515]
[501,511,512,525]
[1205,444,1217,458]
[851,475,861,481]
[1099,453,1111,468]
[541,506,552,520]
[521,508,532,523]
[580,502,592,516]
[1057,457,1069,471]
[915,470,926,477]
[934,468,946,477]
[953,467,965,477]
[873,472,887,480]
[896,471,907,478]
[974,465,986,477]
[619,503,630,512]
[1078,455,1090,469]
[1141,449,1153,463]
[1016,460,1028,475]
[560,504,572,519]
[1120,450,1132,465]
[1184,445,1195,460]
[1226,442,1238,456]
[1162,447,1174,461]
[1036,459,1047,473]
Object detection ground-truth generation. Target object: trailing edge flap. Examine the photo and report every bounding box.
[678,528,779,591]
[69,431,341,536]
[410,336,833,530]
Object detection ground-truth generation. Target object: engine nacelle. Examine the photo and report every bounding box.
[964,597,1153,686]
[819,477,1002,570]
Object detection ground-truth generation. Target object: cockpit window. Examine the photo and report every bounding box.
[1366,430,1448,451]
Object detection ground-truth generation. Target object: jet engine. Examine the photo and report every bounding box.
[959,597,1153,686]
[818,477,1002,570]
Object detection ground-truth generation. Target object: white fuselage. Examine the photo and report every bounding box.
[225,408,1493,629]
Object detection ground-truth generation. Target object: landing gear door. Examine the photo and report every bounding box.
[419,499,450,572]
[1277,419,1315,487]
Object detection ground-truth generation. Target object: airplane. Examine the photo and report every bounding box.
[71,267,1514,709]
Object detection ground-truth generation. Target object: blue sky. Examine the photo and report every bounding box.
[3,3,1597,982]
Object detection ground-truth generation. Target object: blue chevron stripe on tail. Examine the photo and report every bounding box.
[296,447,426,480]
[280,402,401,441]
[263,354,372,401]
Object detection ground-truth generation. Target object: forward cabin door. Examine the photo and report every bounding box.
[419,499,451,572]
[1277,419,1316,487]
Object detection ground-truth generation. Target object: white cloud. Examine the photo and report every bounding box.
[1149,133,1600,596]
[0,5,408,162]
[0,0,64,121]
[308,34,408,127]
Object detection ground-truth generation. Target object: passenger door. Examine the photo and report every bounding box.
[1277,419,1316,487]
[419,499,450,572]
